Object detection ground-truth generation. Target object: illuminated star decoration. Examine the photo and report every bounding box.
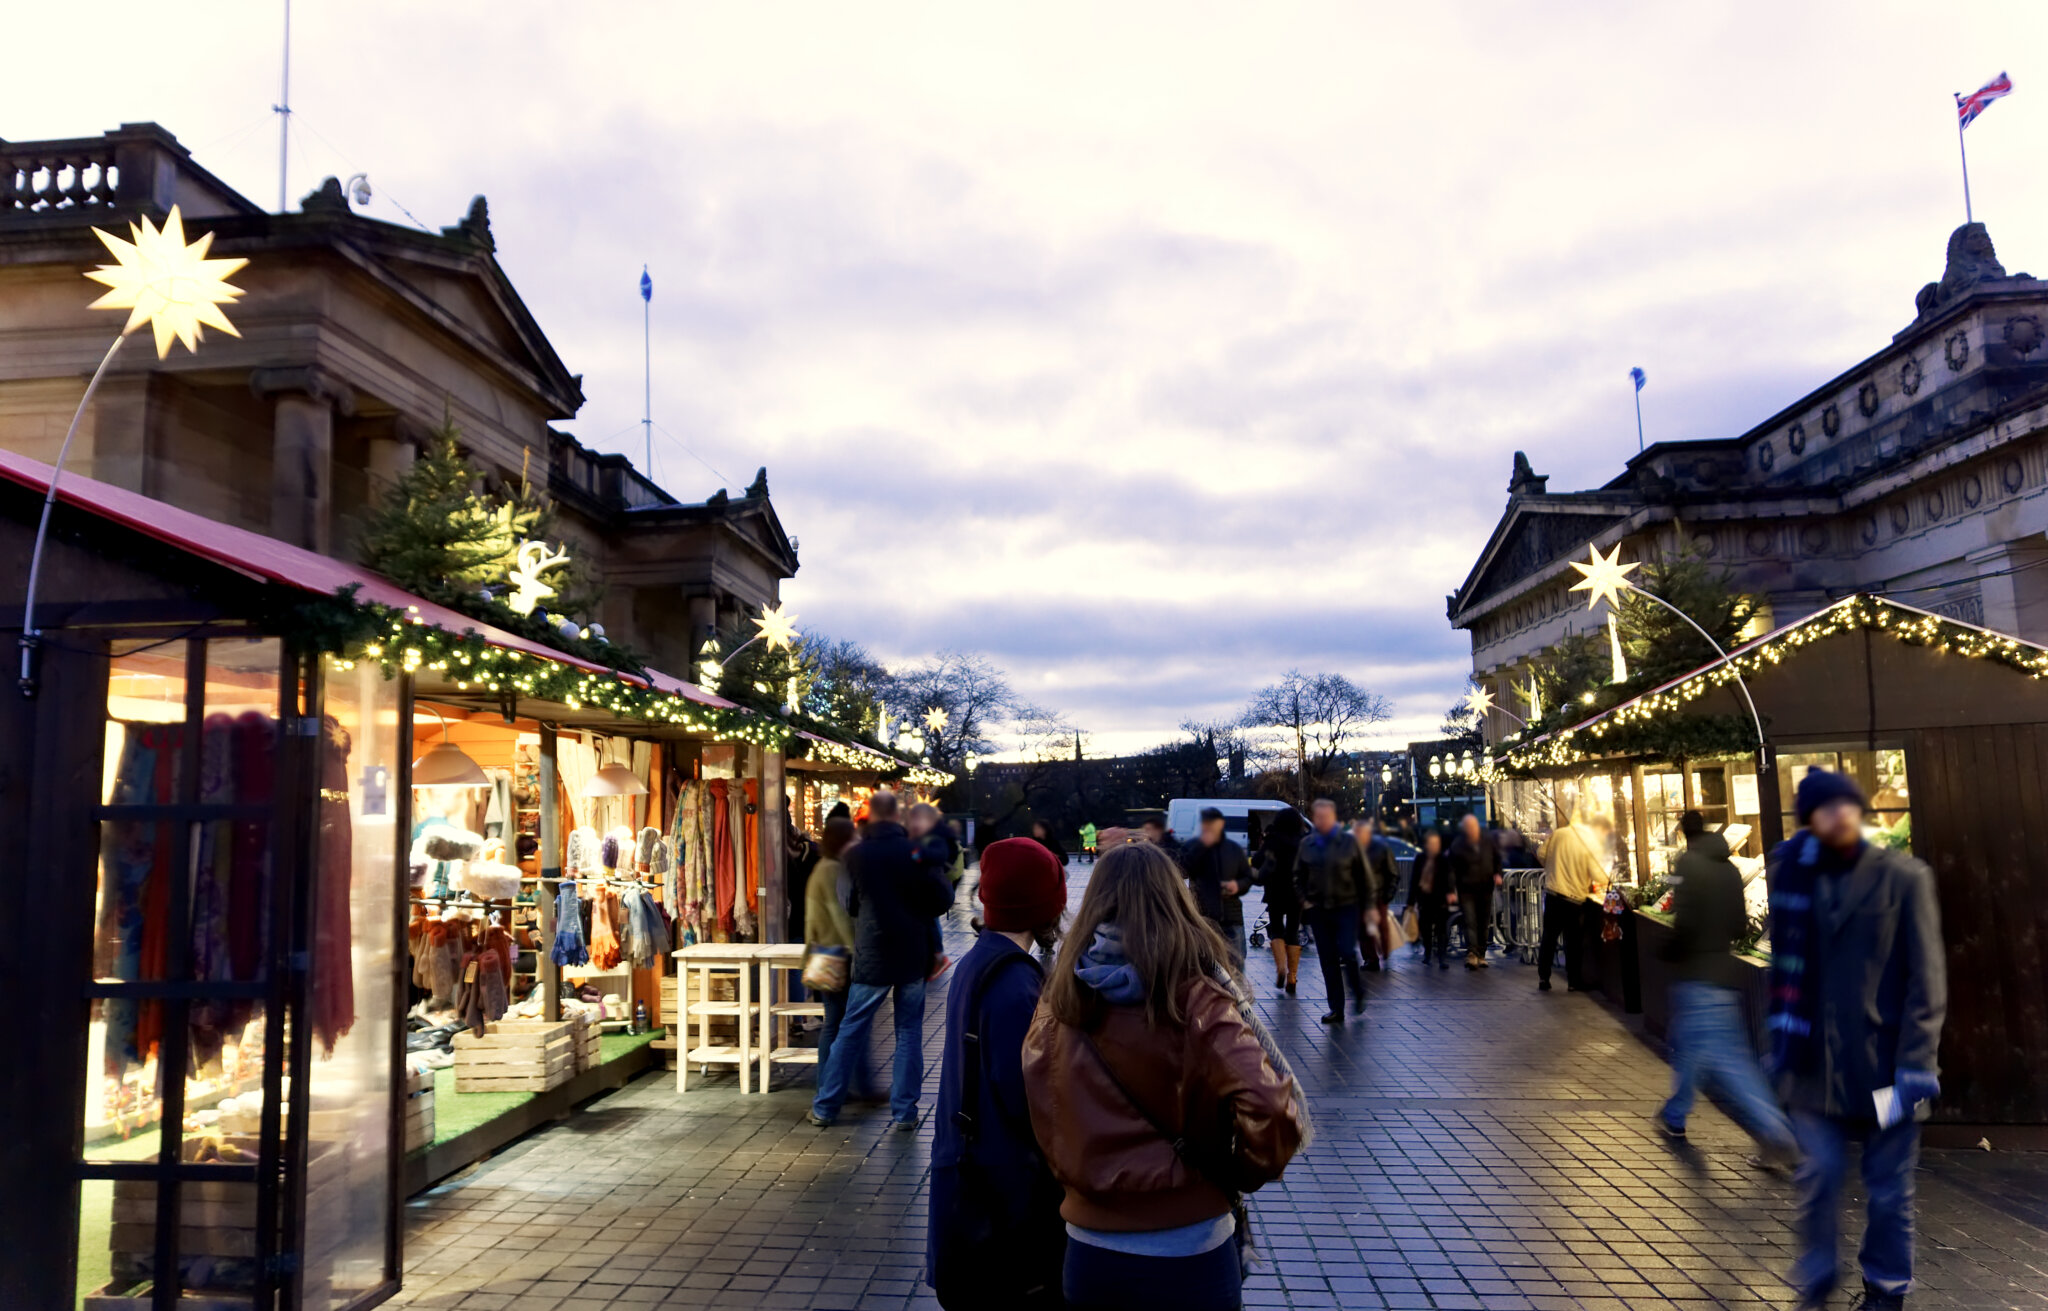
[923,706,950,733]
[1463,685,1496,719]
[84,206,248,358]
[1568,542,1642,612]
[752,602,800,652]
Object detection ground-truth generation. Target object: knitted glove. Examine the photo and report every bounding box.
[635,827,660,875]
[1896,1068,1941,1105]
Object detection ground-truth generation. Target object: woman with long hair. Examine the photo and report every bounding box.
[1024,840,1306,1311]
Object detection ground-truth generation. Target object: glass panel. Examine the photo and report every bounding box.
[87,638,281,1160]
[301,656,401,1307]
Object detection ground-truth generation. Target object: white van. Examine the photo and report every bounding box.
[1164,798,1307,852]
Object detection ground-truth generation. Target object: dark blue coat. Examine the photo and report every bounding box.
[926,932,1064,1306]
[847,821,956,987]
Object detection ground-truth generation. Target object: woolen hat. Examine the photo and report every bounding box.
[978,838,1066,932]
[1794,768,1866,824]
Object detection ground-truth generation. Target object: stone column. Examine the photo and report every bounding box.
[366,423,417,503]
[251,366,354,554]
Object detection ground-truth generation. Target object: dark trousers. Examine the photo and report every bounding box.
[1538,892,1587,986]
[1458,885,1494,958]
[1065,1235,1242,1311]
[1308,906,1364,1012]
[1417,899,1451,960]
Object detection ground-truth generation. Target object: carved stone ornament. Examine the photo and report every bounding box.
[1926,490,1945,521]
[1822,403,1842,438]
[2004,458,2025,493]
[1860,514,1879,546]
[1799,524,1830,555]
[1745,527,1774,556]
[1757,440,1775,472]
[1890,503,1911,533]
[1900,357,1923,397]
[1857,381,1881,418]
[1945,330,1970,372]
[1788,422,1807,455]
[2004,314,2043,356]
[1963,474,1983,508]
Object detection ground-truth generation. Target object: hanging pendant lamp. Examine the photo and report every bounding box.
[584,762,649,797]
[413,706,490,788]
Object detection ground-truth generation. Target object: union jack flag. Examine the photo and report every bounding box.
[1957,71,2013,129]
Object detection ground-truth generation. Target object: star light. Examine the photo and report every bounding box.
[84,206,248,358]
[924,706,950,733]
[1568,543,1641,612]
[752,602,800,652]
[1464,685,1496,718]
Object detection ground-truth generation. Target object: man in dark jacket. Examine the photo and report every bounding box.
[1355,817,1401,971]
[1657,812,1796,1161]
[1448,813,1502,969]
[1180,807,1251,966]
[811,792,957,1130]
[1770,771,1946,1311]
[928,839,1068,1308]
[1295,798,1369,1024]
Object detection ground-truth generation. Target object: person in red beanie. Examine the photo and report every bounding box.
[927,838,1069,1309]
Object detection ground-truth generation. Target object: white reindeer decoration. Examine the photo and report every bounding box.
[505,539,571,615]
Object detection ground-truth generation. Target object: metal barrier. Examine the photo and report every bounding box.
[1500,869,1546,963]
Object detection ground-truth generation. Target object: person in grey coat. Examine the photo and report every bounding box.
[1768,770,1946,1311]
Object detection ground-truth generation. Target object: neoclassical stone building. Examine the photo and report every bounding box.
[0,122,794,675]
[1450,221,2048,741]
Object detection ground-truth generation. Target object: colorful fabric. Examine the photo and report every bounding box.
[1958,71,2013,128]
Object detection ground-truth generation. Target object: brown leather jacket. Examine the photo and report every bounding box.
[1021,976,1304,1233]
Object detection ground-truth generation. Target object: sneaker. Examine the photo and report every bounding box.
[1658,1115,1687,1140]
[807,1112,835,1128]
[1854,1283,1904,1311]
[1319,1011,1343,1025]
[892,1116,918,1133]
[1538,979,1552,992]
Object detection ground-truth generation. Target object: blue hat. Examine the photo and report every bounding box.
[1794,768,1866,825]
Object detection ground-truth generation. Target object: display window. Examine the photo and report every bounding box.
[1776,745,1912,848]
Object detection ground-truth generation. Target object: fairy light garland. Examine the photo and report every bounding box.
[799,735,954,785]
[1501,594,2048,772]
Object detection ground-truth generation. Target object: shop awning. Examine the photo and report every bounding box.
[1502,593,2048,771]
[0,449,736,709]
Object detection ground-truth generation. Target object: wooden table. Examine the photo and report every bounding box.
[754,944,823,1091]
[672,942,767,1094]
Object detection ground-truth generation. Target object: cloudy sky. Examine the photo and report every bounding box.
[15,2,2048,753]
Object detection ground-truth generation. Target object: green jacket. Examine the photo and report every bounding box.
[1079,823,1099,848]
[804,856,856,951]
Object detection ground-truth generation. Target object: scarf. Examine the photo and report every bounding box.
[1766,831,1859,1075]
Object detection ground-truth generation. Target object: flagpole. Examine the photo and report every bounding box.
[642,265,652,474]
[1633,385,1645,453]
[1956,101,1974,225]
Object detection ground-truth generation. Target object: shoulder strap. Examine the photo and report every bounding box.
[1079,1028,1233,1198]
[953,947,1040,1148]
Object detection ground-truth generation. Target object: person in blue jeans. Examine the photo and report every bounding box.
[1657,811,1798,1161]
[811,791,957,1129]
[1769,771,1946,1311]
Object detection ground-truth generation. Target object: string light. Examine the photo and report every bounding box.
[1500,593,2048,772]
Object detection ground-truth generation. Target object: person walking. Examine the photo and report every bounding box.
[1256,809,1304,995]
[1354,816,1400,972]
[1031,818,1070,869]
[811,792,957,1130]
[1180,807,1252,967]
[1295,799,1369,1024]
[1537,801,1608,992]
[1655,811,1797,1161]
[1079,821,1098,865]
[804,817,875,1101]
[1408,829,1453,969]
[928,838,1069,1309]
[1024,840,1306,1311]
[1448,813,1502,970]
[1771,770,1946,1311]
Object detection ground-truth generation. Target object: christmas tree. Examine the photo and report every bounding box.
[355,420,548,609]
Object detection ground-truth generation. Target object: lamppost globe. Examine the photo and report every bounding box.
[1380,764,1393,786]
[1428,755,1442,780]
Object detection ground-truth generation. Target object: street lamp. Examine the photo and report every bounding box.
[1461,749,1475,780]
[1380,764,1393,786]
[1428,755,1442,780]
[965,752,980,773]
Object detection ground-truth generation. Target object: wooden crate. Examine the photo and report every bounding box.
[404,1067,436,1152]
[453,1019,574,1093]
[663,970,738,1043]
[105,1137,340,1295]
[566,1010,603,1072]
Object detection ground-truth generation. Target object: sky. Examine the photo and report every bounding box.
[12,1,2048,755]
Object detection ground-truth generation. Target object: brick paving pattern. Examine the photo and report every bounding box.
[392,868,2048,1310]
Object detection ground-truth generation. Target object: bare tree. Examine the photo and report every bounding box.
[1239,671,1392,807]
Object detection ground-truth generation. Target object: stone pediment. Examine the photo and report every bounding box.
[1453,501,1631,621]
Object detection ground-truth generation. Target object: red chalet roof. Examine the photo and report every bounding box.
[0,449,735,708]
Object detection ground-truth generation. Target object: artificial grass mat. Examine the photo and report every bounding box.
[420,1028,658,1150]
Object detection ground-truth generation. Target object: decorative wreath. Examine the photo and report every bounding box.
[1788,422,1807,455]
[2004,314,2043,357]
[1899,357,1923,397]
[1822,403,1842,438]
[1757,440,1775,473]
[1857,382,1880,419]
[1945,331,1970,372]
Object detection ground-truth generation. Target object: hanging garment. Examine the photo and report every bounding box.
[651,836,677,916]
[311,717,357,1057]
[453,947,508,1037]
[708,780,736,939]
[741,779,761,927]
[188,715,236,1073]
[227,713,274,1017]
[625,888,672,967]
[483,771,512,840]
[635,827,660,876]
[671,784,705,942]
[549,880,590,967]
[731,780,755,939]
[588,885,623,970]
[98,724,171,1078]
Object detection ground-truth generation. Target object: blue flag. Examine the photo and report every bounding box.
[640,267,652,303]
[1630,366,1647,392]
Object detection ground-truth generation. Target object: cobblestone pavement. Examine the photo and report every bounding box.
[393,868,2048,1310]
